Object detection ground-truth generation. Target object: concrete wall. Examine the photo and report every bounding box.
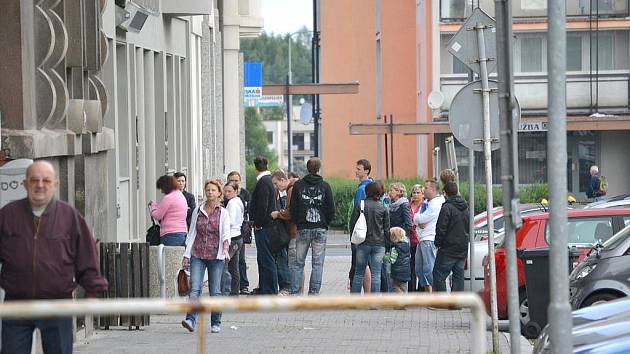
[600,131,630,197]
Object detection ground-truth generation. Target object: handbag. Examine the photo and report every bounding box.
[351,200,367,245]
[268,219,291,254]
[177,268,190,296]
[145,206,161,246]
[241,220,253,244]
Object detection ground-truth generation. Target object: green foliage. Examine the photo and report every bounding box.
[245,108,277,163]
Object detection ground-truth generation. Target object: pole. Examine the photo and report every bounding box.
[495,0,521,350]
[312,0,321,157]
[390,114,394,177]
[287,37,294,172]
[548,0,570,351]
[384,116,389,178]
[375,0,383,179]
[468,148,475,292]
[474,23,500,352]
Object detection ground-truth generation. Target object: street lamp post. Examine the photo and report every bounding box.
[287,31,312,172]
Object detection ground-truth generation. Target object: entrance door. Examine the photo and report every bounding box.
[567,132,599,200]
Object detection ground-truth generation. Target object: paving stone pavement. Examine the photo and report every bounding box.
[75,250,531,354]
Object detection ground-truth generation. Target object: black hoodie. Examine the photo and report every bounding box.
[434,195,470,258]
[289,174,336,230]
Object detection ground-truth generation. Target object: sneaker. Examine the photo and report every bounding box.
[181,319,194,332]
[239,287,250,295]
[278,289,290,296]
[211,325,221,333]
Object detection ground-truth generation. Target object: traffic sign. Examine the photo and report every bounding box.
[447,8,497,75]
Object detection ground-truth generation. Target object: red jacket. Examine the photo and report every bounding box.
[0,198,108,300]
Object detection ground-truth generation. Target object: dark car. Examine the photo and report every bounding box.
[569,224,630,309]
[533,298,630,353]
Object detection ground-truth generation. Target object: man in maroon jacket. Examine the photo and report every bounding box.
[0,160,108,354]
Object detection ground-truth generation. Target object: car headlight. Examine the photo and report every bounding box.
[574,264,597,280]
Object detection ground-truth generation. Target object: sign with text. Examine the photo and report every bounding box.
[519,121,548,132]
[0,159,33,208]
[244,62,263,103]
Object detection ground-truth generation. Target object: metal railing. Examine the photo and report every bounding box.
[0,294,487,354]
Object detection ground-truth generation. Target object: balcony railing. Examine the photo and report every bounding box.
[441,0,629,21]
[440,71,630,113]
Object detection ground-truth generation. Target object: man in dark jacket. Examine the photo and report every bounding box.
[433,181,470,292]
[174,172,196,228]
[0,160,108,354]
[289,158,335,295]
[249,156,279,294]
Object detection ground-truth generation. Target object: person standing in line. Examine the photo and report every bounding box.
[384,227,411,293]
[226,171,252,295]
[408,184,428,292]
[150,175,188,246]
[413,179,445,293]
[0,160,108,354]
[385,182,412,292]
[349,159,374,292]
[433,181,470,292]
[439,169,456,189]
[287,171,300,184]
[220,182,244,296]
[289,158,336,295]
[181,180,231,334]
[270,170,292,295]
[586,165,606,201]
[249,156,279,294]
[174,172,196,229]
[350,181,389,293]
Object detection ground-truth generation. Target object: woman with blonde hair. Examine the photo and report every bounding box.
[182,179,231,334]
[408,184,427,291]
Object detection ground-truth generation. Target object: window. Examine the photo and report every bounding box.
[521,37,543,72]
[292,133,304,151]
[623,216,630,227]
[591,32,614,70]
[546,216,614,246]
[567,35,582,71]
[267,131,273,144]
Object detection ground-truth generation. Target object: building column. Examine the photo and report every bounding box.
[222,1,242,174]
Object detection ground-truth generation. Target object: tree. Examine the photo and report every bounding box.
[245,108,277,164]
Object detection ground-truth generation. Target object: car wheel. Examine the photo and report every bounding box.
[581,292,620,308]
[519,289,530,327]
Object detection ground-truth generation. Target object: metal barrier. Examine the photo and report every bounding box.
[0,294,487,354]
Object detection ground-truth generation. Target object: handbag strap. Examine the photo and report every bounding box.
[147,205,158,226]
[360,200,364,213]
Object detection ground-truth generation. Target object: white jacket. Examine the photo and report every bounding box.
[226,197,244,238]
[183,203,231,260]
[413,195,445,242]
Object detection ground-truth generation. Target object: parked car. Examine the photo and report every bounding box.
[533,298,630,354]
[481,208,630,334]
[466,204,548,292]
[585,194,630,209]
[569,223,630,309]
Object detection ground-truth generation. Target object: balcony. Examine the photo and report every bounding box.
[440,0,628,21]
[440,71,630,114]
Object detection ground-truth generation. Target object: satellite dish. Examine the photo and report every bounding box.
[299,102,313,125]
[428,91,444,110]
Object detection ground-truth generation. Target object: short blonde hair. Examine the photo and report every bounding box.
[389,182,406,198]
[390,227,406,242]
[204,179,223,196]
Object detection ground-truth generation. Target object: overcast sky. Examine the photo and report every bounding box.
[262,0,313,35]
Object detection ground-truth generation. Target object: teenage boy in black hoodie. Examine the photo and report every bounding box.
[433,181,470,292]
[289,158,336,295]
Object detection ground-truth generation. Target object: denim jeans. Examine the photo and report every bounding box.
[415,240,437,287]
[255,227,278,294]
[381,260,392,293]
[291,228,327,295]
[351,244,385,293]
[432,252,466,292]
[239,244,249,289]
[161,232,186,246]
[185,257,224,328]
[221,237,243,295]
[276,246,291,290]
[1,318,73,354]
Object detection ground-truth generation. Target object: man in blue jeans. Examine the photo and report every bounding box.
[289,158,336,295]
[433,181,470,292]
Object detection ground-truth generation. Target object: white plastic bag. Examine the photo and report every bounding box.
[351,200,367,245]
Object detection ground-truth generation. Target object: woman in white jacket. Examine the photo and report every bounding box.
[181,179,231,334]
[221,182,244,295]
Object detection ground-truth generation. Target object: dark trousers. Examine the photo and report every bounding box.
[409,245,418,291]
[1,318,73,354]
[239,243,249,289]
[276,246,291,290]
[255,227,278,294]
[432,252,466,292]
[221,236,244,295]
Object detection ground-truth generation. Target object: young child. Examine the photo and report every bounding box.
[384,227,412,293]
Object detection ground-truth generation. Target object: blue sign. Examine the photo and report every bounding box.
[244,62,263,87]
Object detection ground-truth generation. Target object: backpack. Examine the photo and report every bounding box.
[597,176,608,196]
[351,200,367,245]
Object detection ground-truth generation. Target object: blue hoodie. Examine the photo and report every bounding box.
[354,177,374,207]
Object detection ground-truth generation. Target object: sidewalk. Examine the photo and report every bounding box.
[74,253,532,353]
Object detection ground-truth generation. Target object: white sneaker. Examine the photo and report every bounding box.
[211,325,221,333]
[182,319,194,332]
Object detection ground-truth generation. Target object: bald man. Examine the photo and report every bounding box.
[0,160,108,354]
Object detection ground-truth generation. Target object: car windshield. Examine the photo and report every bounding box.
[602,224,630,251]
